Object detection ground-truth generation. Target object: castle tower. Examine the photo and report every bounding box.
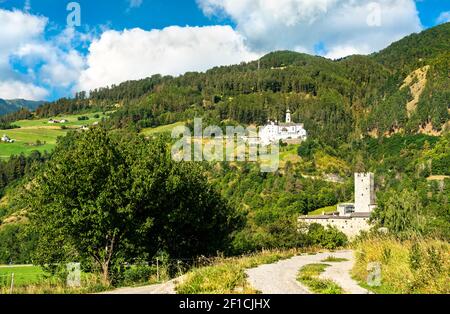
[286,109,291,123]
[354,173,376,212]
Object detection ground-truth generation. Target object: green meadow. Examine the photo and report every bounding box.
[0,112,108,159]
[0,265,46,287]
[140,121,186,136]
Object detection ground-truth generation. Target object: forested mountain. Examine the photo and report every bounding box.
[0,99,44,116]
[27,23,449,149]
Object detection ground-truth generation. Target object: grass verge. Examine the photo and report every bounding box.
[297,263,343,294]
[321,255,349,262]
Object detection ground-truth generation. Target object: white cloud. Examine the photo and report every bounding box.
[15,43,85,88]
[0,80,48,100]
[77,25,258,91]
[197,0,422,57]
[0,9,87,100]
[436,11,450,24]
[0,2,427,100]
[324,45,363,60]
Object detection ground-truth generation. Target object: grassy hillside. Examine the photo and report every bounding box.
[0,112,108,159]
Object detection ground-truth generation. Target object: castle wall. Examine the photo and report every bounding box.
[299,217,371,239]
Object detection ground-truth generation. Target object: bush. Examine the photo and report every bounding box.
[307,223,348,249]
[77,116,89,121]
[121,264,156,286]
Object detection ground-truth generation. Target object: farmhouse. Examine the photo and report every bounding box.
[49,119,68,124]
[299,173,377,238]
[1,134,14,143]
[258,109,307,146]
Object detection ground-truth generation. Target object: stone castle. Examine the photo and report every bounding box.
[299,173,377,238]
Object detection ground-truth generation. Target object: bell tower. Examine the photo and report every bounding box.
[286,109,291,123]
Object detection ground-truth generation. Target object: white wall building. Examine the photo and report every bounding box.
[1,134,14,143]
[299,173,377,238]
[258,109,307,146]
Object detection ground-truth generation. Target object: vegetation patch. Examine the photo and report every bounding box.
[0,265,108,294]
[352,236,450,294]
[297,263,343,294]
[321,256,348,262]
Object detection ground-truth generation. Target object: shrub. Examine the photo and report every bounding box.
[121,264,156,286]
[307,223,348,249]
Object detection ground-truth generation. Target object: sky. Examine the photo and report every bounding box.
[0,0,448,101]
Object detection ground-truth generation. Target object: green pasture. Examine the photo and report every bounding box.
[0,265,46,287]
[0,112,109,159]
[140,121,186,136]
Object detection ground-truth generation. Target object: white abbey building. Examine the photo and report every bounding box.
[299,173,377,238]
[258,109,307,146]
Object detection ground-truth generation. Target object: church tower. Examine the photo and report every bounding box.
[286,109,291,123]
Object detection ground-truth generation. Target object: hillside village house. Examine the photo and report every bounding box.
[299,173,377,238]
[1,134,14,143]
[258,109,308,145]
[48,119,68,124]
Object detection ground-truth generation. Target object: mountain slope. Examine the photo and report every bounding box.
[28,22,449,144]
[0,99,45,116]
[373,22,450,73]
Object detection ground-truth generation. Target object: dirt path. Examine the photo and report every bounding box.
[246,250,369,294]
[100,276,185,294]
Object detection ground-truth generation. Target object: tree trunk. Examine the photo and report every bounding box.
[101,262,110,286]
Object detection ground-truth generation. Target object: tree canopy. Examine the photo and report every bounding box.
[27,128,238,283]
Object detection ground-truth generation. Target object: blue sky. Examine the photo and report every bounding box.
[0,0,448,101]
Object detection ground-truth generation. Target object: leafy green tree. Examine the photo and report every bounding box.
[0,224,37,264]
[372,189,425,237]
[27,128,237,284]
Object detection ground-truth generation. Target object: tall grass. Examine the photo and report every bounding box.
[352,236,449,294]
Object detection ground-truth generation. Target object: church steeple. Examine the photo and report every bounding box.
[286,109,291,123]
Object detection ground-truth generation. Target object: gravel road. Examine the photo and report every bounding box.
[100,276,185,294]
[246,250,369,294]
[102,250,368,294]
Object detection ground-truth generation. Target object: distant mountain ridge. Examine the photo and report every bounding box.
[0,99,45,116]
